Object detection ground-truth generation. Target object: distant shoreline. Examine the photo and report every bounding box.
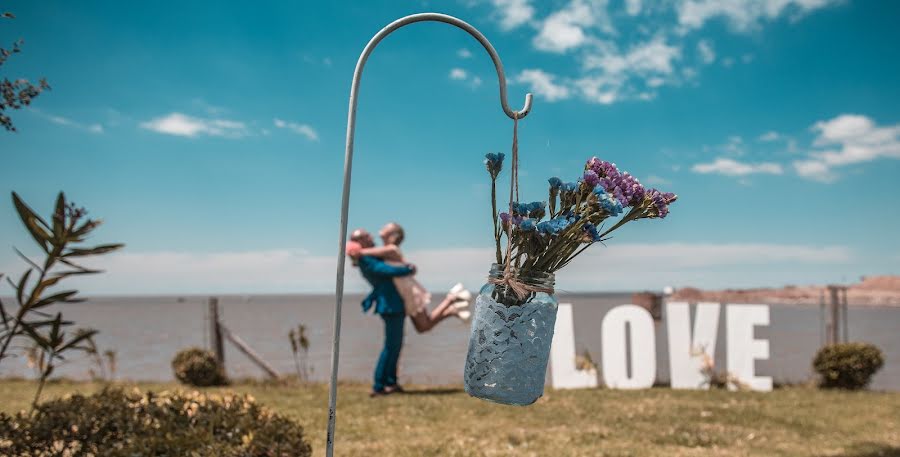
[670,275,900,307]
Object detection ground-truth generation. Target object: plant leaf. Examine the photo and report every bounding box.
[31,290,80,309]
[14,248,44,273]
[52,192,66,242]
[16,268,32,305]
[12,193,52,253]
[69,219,102,241]
[63,243,124,258]
[58,328,98,353]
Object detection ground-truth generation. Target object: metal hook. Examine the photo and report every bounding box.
[325,13,533,457]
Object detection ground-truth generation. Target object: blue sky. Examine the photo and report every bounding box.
[1,0,898,294]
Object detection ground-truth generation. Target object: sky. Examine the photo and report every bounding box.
[1,0,898,295]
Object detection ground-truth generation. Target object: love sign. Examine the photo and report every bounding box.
[550,302,773,392]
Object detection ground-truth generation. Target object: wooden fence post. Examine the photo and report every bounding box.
[208,297,225,367]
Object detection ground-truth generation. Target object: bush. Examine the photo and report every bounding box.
[172,347,228,387]
[0,388,312,456]
[813,342,885,390]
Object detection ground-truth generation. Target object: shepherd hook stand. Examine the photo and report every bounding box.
[326,12,533,456]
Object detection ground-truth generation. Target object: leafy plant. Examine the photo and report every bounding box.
[84,335,117,382]
[813,342,884,390]
[288,324,312,381]
[0,192,122,408]
[0,388,313,456]
[172,347,228,387]
[1,10,50,132]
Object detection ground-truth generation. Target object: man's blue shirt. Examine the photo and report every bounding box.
[357,255,413,315]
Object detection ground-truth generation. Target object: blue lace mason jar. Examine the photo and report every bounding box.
[464,264,558,405]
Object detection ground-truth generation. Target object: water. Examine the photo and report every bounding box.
[1,293,898,391]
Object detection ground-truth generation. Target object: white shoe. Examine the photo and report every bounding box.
[449,283,473,302]
[452,299,470,311]
[455,309,472,322]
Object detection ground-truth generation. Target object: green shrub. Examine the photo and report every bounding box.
[172,347,228,387]
[813,342,885,390]
[0,388,312,456]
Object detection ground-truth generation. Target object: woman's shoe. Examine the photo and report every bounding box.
[455,309,472,322]
[449,283,473,302]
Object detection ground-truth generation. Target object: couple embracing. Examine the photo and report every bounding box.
[346,222,472,397]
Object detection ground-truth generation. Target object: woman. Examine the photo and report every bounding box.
[347,222,471,332]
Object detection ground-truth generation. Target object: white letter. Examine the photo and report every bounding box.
[726,305,772,392]
[550,304,598,389]
[601,305,656,389]
[667,302,720,389]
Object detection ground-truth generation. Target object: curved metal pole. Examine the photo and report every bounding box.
[325,13,533,456]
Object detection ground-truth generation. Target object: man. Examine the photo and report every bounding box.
[350,227,416,396]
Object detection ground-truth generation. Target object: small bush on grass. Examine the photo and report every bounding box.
[172,347,227,386]
[813,342,884,390]
[0,388,312,456]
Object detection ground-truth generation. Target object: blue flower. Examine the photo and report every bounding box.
[594,187,624,216]
[554,217,570,231]
[484,152,505,178]
[537,220,555,235]
[583,222,602,242]
[511,202,529,216]
[562,182,578,193]
[526,201,546,219]
[548,177,563,189]
[519,218,536,232]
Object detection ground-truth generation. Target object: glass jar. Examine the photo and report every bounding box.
[463,264,558,405]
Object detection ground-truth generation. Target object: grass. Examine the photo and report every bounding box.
[1,379,899,457]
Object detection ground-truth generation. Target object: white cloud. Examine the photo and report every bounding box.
[515,69,571,102]
[273,118,319,141]
[533,0,611,53]
[482,0,834,105]
[140,112,248,138]
[793,159,836,182]
[37,243,851,294]
[643,174,671,185]
[457,48,473,59]
[697,39,715,64]
[449,68,468,80]
[490,0,535,30]
[575,37,682,103]
[625,0,643,16]
[677,0,840,32]
[792,114,900,182]
[692,157,784,176]
[32,109,104,134]
[759,131,781,142]
[449,68,482,89]
[722,135,744,156]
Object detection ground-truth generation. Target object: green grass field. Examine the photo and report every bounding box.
[1,379,898,457]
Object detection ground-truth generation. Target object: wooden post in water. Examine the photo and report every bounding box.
[208,297,225,367]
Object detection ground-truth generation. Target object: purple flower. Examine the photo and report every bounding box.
[583,170,600,187]
[646,188,677,219]
[499,212,510,223]
[590,158,646,207]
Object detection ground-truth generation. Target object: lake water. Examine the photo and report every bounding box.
[1,294,898,391]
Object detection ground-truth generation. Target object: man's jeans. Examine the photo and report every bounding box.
[373,313,405,391]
